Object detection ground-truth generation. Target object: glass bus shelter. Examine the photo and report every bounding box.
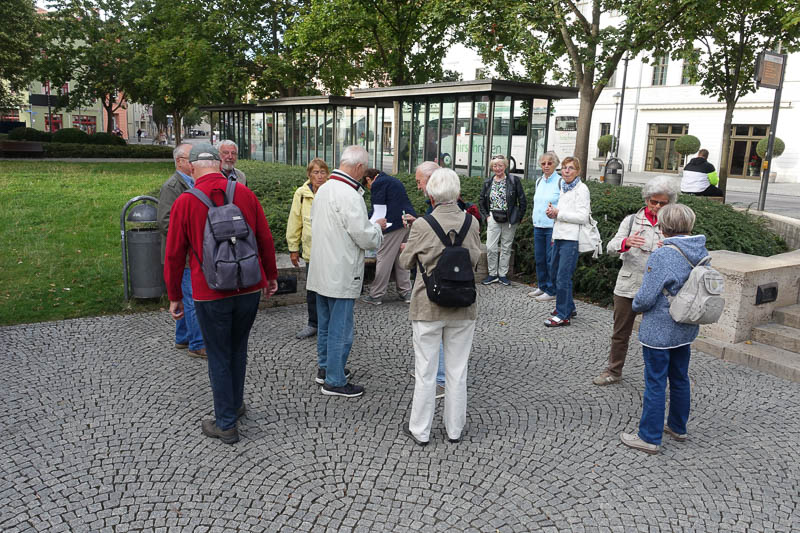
[205,79,577,179]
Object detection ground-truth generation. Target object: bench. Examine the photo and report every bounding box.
[0,140,44,157]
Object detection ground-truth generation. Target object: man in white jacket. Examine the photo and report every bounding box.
[307,145,384,397]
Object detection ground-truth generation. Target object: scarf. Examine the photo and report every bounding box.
[561,176,581,194]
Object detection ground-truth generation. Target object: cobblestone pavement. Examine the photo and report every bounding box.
[2,284,799,532]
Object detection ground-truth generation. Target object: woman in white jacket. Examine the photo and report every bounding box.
[544,156,590,327]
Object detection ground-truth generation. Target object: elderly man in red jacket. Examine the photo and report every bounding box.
[164,143,278,444]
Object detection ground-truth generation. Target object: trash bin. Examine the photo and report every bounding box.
[603,157,624,186]
[121,196,164,300]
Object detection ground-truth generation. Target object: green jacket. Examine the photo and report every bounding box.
[157,171,191,264]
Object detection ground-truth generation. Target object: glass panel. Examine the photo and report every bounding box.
[399,101,412,174]
[410,99,424,171]
[667,138,679,170]
[353,106,368,151]
[300,108,308,165]
[735,125,749,136]
[747,140,762,176]
[440,98,455,169]
[752,125,768,137]
[454,97,472,174]
[293,109,302,165]
[528,98,547,178]
[336,107,352,164]
[653,139,667,169]
[670,124,685,135]
[425,100,440,163]
[265,112,274,163]
[276,112,287,164]
[313,109,321,159]
[380,106,394,173]
[251,112,264,161]
[657,124,669,134]
[492,95,512,171]
[373,107,382,170]
[471,95,490,177]
[324,106,334,164]
[729,140,748,175]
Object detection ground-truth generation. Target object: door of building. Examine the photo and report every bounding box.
[644,123,688,173]
[727,124,769,179]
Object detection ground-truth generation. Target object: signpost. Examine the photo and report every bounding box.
[754,50,787,211]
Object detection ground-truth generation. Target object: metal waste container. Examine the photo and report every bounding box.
[121,196,164,300]
[603,157,624,185]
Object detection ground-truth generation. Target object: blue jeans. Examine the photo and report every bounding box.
[549,239,579,320]
[175,268,204,350]
[436,344,445,386]
[316,295,355,387]
[194,291,261,430]
[639,344,692,445]
[534,227,555,295]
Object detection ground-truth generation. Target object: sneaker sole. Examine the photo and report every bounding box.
[320,387,363,398]
[481,279,499,285]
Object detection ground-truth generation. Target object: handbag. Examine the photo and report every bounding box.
[578,215,603,258]
[491,210,508,223]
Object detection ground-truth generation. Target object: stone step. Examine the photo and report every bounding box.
[751,322,800,353]
[774,304,800,329]
[693,336,800,383]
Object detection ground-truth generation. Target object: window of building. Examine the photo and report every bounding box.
[72,115,96,134]
[645,123,687,172]
[598,122,611,158]
[554,116,577,131]
[1,110,20,121]
[45,114,63,132]
[728,124,770,178]
[681,49,700,85]
[652,56,668,86]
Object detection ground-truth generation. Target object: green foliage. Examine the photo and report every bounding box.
[43,143,173,158]
[597,135,615,154]
[675,135,701,155]
[0,0,41,109]
[87,132,127,146]
[756,137,785,158]
[8,127,53,142]
[52,128,90,144]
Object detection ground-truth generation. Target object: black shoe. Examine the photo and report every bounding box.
[402,424,429,446]
[236,401,247,419]
[315,367,352,385]
[201,419,239,444]
[447,424,468,443]
[321,382,364,397]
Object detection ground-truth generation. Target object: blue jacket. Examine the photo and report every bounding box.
[369,172,416,234]
[632,234,709,349]
[532,172,561,228]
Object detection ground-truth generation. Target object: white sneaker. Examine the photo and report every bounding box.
[535,293,556,302]
[527,288,544,297]
[620,432,660,454]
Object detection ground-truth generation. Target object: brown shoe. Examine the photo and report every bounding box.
[188,348,207,359]
[201,419,239,444]
[175,342,189,349]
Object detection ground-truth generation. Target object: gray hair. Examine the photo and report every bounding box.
[426,168,461,204]
[642,175,679,204]
[415,161,440,179]
[490,154,508,170]
[539,151,560,166]
[658,203,696,236]
[173,143,190,162]
[191,159,220,170]
[339,145,369,168]
[219,140,238,151]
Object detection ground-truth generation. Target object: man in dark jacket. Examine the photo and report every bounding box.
[158,144,205,358]
[680,149,721,196]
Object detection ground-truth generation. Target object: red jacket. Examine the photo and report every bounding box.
[164,173,278,302]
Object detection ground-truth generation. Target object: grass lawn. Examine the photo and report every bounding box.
[0,161,174,325]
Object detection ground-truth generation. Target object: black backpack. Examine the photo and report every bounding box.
[417,214,476,307]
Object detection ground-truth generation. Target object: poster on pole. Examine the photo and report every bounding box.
[755,51,786,90]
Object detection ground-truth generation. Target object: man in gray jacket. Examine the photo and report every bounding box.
[307,145,384,398]
[157,143,205,358]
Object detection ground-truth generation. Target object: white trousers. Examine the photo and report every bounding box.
[409,319,476,442]
[486,217,518,277]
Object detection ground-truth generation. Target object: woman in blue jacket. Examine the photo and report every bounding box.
[528,151,561,300]
[621,203,706,454]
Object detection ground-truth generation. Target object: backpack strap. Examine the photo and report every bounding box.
[185,187,214,208]
[416,213,472,275]
[664,243,707,268]
[225,178,236,205]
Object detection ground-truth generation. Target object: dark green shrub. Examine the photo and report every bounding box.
[52,127,89,144]
[675,135,701,157]
[42,142,173,158]
[7,126,52,142]
[756,137,785,158]
[597,134,615,154]
[87,132,127,145]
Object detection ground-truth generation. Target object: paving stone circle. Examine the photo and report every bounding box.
[1,283,799,532]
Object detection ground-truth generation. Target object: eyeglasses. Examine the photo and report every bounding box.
[648,198,669,207]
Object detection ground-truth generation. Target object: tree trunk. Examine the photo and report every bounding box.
[104,98,115,134]
[717,100,735,201]
[573,85,595,176]
[173,109,182,146]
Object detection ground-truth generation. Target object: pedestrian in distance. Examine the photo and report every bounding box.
[164,143,278,444]
[286,157,330,339]
[307,145,384,398]
[621,204,705,454]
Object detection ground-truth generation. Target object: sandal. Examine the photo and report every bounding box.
[544,316,570,327]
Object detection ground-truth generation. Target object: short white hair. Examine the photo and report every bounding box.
[219,140,238,150]
[539,151,560,166]
[415,161,439,178]
[426,168,460,204]
[173,143,190,162]
[191,159,220,170]
[642,175,679,204]
[339,145,369,168]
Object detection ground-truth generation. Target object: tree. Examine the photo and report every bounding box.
[455,0,695,168]
[0,0,41,110]
[287,0,458,94]
[672,0,800,196]
[40,0,137,133]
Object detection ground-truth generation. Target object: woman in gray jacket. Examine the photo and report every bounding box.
[593,176,678,385]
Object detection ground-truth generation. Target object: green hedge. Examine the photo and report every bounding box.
[8,126,53,142]
[43,142,173,158]
[52,127,90,144]
[87,132,127,146]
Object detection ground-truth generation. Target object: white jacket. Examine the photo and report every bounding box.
[307,172,383,299]
[551,181,591,241]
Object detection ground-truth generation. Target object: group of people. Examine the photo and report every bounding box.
[160,140,711,455]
